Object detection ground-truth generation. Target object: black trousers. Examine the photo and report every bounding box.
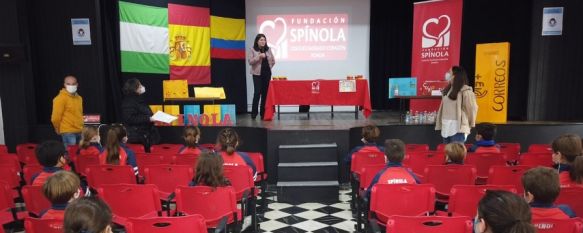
[252,74,271,118]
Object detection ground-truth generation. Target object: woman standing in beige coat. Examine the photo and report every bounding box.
[248,34,275,120]
[435,66,478,143]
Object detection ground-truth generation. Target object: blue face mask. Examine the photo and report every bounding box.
[474,216,481,233]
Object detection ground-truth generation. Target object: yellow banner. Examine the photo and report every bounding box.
[474,42,510,123]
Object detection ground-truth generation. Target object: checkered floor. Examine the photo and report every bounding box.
[247,188,355,233]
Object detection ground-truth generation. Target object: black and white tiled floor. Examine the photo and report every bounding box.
[248,189,355,233]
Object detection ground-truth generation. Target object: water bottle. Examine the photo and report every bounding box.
[405,111,411,124]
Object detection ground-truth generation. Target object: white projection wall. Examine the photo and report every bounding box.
[245,0,370,111]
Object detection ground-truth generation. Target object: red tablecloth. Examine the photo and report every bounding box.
[263,79,372,121]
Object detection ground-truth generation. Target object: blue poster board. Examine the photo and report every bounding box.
[388,77,417,99]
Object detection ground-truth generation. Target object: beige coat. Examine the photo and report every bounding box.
[435,85,478,135]
[248,47,275,76]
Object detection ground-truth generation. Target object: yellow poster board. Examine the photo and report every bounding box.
[163,80,189,100]
[194,87,226,99]
[474,42,510,123]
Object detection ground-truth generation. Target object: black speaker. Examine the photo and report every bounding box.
[0,44,26,63]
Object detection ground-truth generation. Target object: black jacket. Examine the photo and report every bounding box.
[121,94,159,144]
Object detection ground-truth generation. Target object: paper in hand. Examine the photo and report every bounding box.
[151,111,178,124]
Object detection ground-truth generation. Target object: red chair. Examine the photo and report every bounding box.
[528,144,552,153]
[355,164,386,232]
[0,182,21,228]
[386,216,472,233]
[74,154,100,177]
[175,186,241,229]
[151,144,183,154]
[369,184,435,227]
[143,164,193,199]
[126,215,208,233]
[66,145,79,163]
[358,164,387,192]
[498,143,521,162]
[0,145,7,153]
[0,154,20,171]
[556,186,583,217]
[437,144,472,151]
[97,184,162,226]
[85,165,136,188]
[465,153,507,183]
[0,164,21,198]
[200,143,216,151]
[223,164,258,231]
[406,144,430,152]
[21,185,51,217]
[172,154,200,167]
[126,143,147,153]
[518,152,553,168]
[23,164,43,185]
[424,165,477,202]
[16,143,38,164]
[351,151,385,178]
[24,217,64,233]
[532,218,583,233]
[246,152,268,212]
[136,153,173,176]
[448,185,517,217]
[487,165,530,194]
[403,151,446,179]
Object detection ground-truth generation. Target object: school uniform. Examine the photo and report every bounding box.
[99,144,138,175]
[530,201,576,219]
[469,140,500,153]
[365,162,421,199]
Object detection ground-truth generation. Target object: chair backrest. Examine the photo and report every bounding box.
[135,153,173,175]
[370,184,435,223]
[351,151,385,176]
[0,155,21,171]
[172,154,200,167]
[199,143,216,150]
[424,165,477,196]
[175,186,237,226]
[532,218,583,233]
[0,164,20,189]
[528,144,552,153]
[518,152,554,168]
[16,143,38,164]
[465,153,507,179]
[246,152,266,179]
[448,185,517,217]
[151,144,183,154]
[386,216,472,233]
[403,151,446,177]
[21,185,51,217]
[556,186,583,217]
[498,143,521,162]
[126,143,147,153]
[0,182,15,213]
[126,215,207,233]
[24,217,64,233]
[75,154,100,177]
[23,164,43,185]
[487,165,530,194]
[97,184,162,224]
[143,165,194,198]
[406,144,430,152]
[223,164,255,200]
[0,145,7,153]
[66,145,79,162]
[359,164,387,190]
[86,165,136,188]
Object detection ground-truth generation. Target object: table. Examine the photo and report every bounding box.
[263,79,372,121]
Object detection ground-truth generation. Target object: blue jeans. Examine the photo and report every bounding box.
[61,133,81,147]
[443,133,466,144]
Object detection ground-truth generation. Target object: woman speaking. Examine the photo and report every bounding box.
[248,34,275,120]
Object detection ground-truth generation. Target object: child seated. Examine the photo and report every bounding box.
[445,142,466,165]
[64,197,113,233]
[469,123,500,153]
[98,124,138,175]
[366,139,420,198]
[522,167,576,219]
[40,171,81,219]
[189,151,231,187]
[552,134,583,187]
[31,140,68,186]
[78,126,102,157]
[474,190,535,233]
[178,126,204,155]
[216,128,256,176]
[345,124,384,164]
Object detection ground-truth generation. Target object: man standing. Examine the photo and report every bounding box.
[51,75,83,146]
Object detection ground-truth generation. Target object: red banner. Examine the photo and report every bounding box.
[410,0,463,112]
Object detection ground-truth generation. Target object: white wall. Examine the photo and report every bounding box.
[245,0,370,112]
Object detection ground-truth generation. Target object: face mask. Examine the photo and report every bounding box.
[65,85,78,93]
[474,216,481,233]
[445,72,453,81]
[91,136,101,143]
[138,85,146,94]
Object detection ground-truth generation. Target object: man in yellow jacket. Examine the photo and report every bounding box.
[51,75,83,146]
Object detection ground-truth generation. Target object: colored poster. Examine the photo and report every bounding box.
[542,7,563,36]
[163,80,189,100]
[388,78,417,99]
[474,42,510,123]
[71,18,91,45]
[410,0,463,111]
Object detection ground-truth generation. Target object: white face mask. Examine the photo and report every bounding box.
[65,84,78,94]
[138,85,146,94]
[445,72,453,81]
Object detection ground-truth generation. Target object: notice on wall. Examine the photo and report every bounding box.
[542,7,563,36]
[71,18,92,45]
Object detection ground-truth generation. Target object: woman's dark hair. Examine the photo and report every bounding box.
[216,128,240,155]
[253,34,269,52]
[477,190,535,233]
[64,197,112,233]
[442,66,469,100]
[105,124,127,165]
[183,126,201,148]
[194,152,230,188]
[122,78,141,96]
